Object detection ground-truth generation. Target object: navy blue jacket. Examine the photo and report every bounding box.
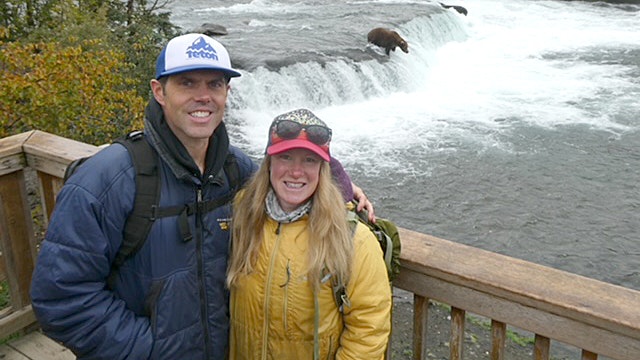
[30,99,256,359]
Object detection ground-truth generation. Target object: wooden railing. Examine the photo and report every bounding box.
[0,131,98,339]
[396,229,640,359]
[1,130,639,359]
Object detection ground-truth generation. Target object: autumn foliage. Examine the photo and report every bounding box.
[0,38,145,144]
[0,0,178,145]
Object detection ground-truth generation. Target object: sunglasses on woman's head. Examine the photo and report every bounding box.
[272,120,332,145]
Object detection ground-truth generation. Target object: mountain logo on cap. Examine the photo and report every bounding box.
[186,36,219,61]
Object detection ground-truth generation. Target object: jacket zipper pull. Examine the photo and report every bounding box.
[193,187,203,234]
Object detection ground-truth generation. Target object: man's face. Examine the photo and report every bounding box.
[151,70,229,147]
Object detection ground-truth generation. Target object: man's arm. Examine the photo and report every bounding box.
[352,183,375,222]
[329,156,376,222]
[30,150,153,359]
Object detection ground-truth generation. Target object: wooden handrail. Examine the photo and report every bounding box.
[395,229,640,359]
[1,131,639,359]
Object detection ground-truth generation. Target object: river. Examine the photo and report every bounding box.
[167,0,640,291]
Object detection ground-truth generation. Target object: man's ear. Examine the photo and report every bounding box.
[150,79,165,105]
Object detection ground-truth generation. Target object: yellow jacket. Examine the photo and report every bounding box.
[229,215,392,360]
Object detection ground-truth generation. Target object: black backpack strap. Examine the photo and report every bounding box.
[107,131,160,289]
[157,152,241,243]
[64,156,91,182]
[223,152,240,192]
[197,152,240,214]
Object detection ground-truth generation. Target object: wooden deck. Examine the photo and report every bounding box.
[0,331,74,360]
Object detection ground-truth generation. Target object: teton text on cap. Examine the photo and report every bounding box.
[186,36,219,61]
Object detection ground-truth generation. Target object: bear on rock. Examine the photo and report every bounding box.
[367,27,409,56]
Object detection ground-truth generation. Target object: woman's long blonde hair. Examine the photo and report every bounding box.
[226,155,354,289]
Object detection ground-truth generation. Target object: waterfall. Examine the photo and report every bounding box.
[227,11,468,114]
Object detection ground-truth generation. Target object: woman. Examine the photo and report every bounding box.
[227,109,391,359]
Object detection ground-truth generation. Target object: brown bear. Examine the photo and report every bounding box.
[367,28,409,56]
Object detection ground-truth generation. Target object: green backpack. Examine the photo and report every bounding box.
[315,202,402,360]
[332,201,402,311]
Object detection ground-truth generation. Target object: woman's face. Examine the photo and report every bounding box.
[270,148,323,212]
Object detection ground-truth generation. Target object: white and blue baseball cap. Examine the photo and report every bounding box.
[155,33,242,79]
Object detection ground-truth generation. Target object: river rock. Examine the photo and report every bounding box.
[192,23,228,36]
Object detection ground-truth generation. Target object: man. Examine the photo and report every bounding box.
[30,33,372,359]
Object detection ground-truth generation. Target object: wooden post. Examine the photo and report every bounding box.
[0,170,36,310]
[534,334,550,360]
[450,307,465,360]
[413,294,429,360]
[0,193,8,283]
[491,320,506,360]
[37,171,64,226]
